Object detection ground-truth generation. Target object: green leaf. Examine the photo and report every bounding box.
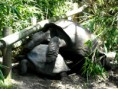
[11,6,21,19]
[104,44,107,53]
[13,7,21,19]
[0,70,4,82]
[0,64,8,69]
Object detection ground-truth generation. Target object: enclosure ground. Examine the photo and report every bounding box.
[11,67,118,89]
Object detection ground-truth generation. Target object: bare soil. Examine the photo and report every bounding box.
[11,67,118,89]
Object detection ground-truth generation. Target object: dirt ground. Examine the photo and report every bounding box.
[11,66,118,89]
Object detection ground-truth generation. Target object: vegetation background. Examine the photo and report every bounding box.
[0,0,117,88]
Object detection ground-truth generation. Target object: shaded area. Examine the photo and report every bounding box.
[11,66,118,89]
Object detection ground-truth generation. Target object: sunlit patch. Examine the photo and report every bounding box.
[11,79,24,85]
[76,26,91,42]
[105,52,116,60]
[55,19,73,28]
[105,52,117,66]
[53,54,70,73]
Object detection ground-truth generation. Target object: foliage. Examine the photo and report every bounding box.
[0,0,71,35]
[0,64,5,82]
[77,0,118,78]
[0,81,13,89]
[82,39,106,79]
[0,0,36,33]
[79,0,118,52]
[0,64,10,83]
[0,69,4,82]
[82,57,106,81]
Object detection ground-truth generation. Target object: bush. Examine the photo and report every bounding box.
[78,0,118,78]
[0,0,71,35]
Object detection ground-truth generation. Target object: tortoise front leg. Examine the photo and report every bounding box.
[46,36,59,62]
[25,30,50,51]
[19,59,28,75]
[46,36,67,62]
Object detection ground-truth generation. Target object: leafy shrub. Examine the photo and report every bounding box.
[0,0,71,35]
[0,64,5,82]
[79,0,118,52]
[82,57,106,81]
[78,0,118,78]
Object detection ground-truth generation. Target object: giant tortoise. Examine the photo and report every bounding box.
[19,44,70,79]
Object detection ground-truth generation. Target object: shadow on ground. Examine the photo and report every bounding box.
[11,67,118,89]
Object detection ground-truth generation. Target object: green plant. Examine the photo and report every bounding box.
[0,82,13,89]
[82,57,106,81]
[0,64,14,89]
[78,0,118,80]
[0,0,71,38]
[82,40,106,80]
[80,0,118,52]
[0,64,5,82]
